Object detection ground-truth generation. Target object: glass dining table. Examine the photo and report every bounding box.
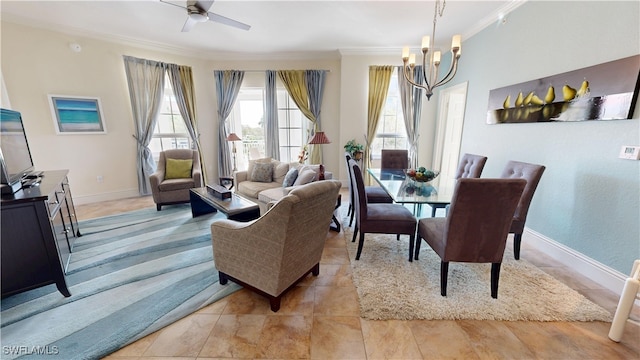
[367,168,453,217]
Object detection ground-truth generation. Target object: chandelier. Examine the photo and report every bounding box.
[401,0,461,100]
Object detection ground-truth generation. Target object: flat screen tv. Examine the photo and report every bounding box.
[0,108,35,186]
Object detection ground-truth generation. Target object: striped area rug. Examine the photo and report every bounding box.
[1,204,240,359]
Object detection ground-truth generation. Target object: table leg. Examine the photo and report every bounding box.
[190,191,218,218]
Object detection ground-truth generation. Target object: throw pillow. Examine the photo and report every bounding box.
[165,158,193,179]
[250,162,273,182]
[247,157,272,177]
[272,161,290,183]
[298,164,321,181]
[282,168,299,187]
[293,169,316,186]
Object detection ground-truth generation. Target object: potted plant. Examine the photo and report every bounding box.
[344,139,364,160]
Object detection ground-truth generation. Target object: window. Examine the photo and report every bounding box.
[231,88,265,170]
[371,69,407,162]
[278,92,308,163]
[231,84,308,168]
[149,74,191,161]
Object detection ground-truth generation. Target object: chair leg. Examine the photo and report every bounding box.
[355,232,366,260]
[269,296,282,312]
[414,234,422,260]
[156,204,162,211]
[347,203,352,217]
[352,225,358,243]
[349,207,355,227]
[408,235,414,262]
[491,263,501,298]
[218,271,228,285]
[312,263,320,276]
[513,233,522,260]
[440,261,449,296]
[396,234,400,240]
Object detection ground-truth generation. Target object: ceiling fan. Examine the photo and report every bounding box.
[160,0,251,32]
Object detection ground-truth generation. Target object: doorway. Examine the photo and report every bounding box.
[432,82,468,193]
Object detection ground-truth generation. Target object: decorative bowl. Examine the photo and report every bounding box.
[405,168,440,183]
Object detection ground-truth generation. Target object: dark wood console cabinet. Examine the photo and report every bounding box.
[1,170,80,298]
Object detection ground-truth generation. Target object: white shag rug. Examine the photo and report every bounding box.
[344,227,612,322]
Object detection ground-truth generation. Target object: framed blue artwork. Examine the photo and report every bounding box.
[48,95,106,134]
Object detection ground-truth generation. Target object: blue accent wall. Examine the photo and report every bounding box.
[452,1,639,273]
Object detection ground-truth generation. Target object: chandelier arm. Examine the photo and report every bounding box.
[433,55,459,88]
[402,65,428,92]
[421,51,433,91]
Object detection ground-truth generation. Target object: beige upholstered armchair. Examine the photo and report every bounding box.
[211,180,342,311]
[149,149,202,211]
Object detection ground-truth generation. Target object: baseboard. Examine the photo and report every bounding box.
[523,228,628,295]
[73,189,141,205]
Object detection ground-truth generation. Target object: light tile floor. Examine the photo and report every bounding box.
[78,195,639,360]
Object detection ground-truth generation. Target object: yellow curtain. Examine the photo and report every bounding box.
[277,70,321,164]
[176,65,207,183]
[365,66,393,182]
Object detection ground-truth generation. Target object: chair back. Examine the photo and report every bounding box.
[278,180,342,256]
[349,159,368,222]
[381,149,409,170]
[500,160,546,231]
[443,178,526,263]
[454,153,487,179]
[158,149,201,174]
[345,153,355,209]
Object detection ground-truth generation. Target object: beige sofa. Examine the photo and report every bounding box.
[234,158,331,213]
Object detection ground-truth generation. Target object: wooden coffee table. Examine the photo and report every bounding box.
[189,188,260,222]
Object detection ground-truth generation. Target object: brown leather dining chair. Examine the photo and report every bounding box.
[455,153,488,179]
[345,153,393,227]
[350,159,417,262]
[415,178,526,298]
[381,149,409,170]
[435,153,488,217]
[500,160,546,260]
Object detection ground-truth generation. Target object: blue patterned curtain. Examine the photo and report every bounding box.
[264,70,279,159]
[214,70,245,177]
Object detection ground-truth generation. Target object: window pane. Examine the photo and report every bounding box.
[279,129,290,146]
[156,114,175,133]
[172,118,188,134]
[289,129,303,146]
[374,68,407,157]
[289,110,303,127]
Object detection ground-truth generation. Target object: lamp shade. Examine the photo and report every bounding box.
[226,133,241,141]
[308,131,331,145]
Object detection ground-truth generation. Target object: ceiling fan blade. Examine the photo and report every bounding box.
[181,16,197,32]
[207,12,251,31]
[195,0,215,12]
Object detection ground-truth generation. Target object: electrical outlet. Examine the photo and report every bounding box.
[619,146,640,160]
[97,175,104,183]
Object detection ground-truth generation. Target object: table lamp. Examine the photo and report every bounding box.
[308,131,331,180]
[226,132,241,172]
